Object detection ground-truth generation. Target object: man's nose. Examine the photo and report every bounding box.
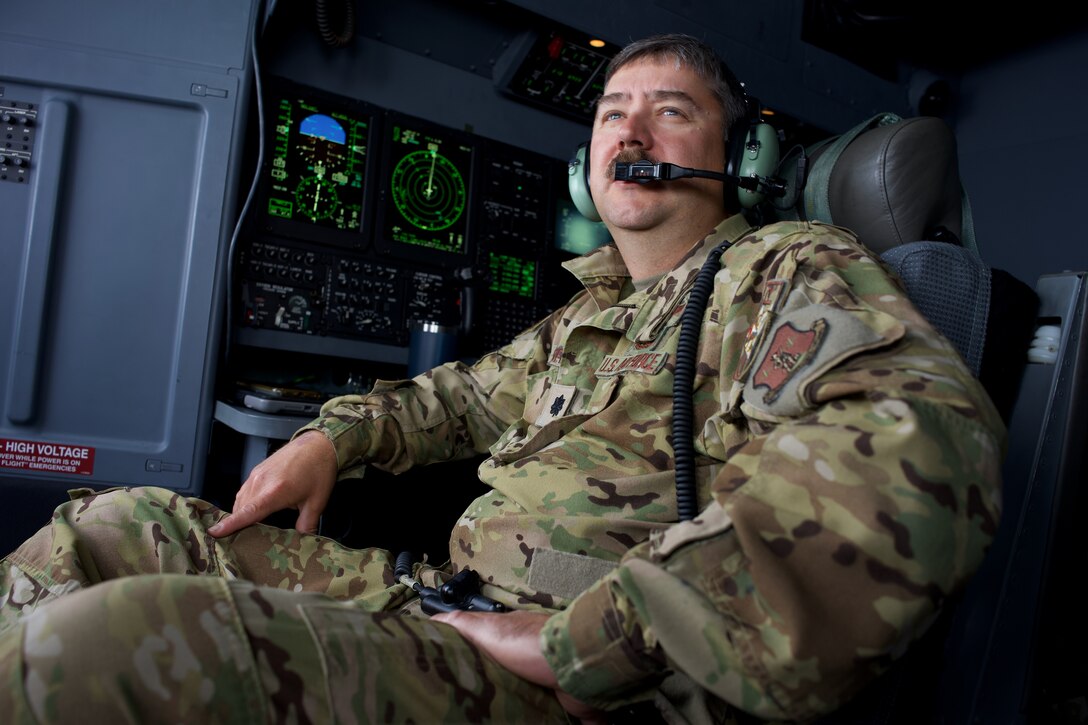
[617,114,651,149]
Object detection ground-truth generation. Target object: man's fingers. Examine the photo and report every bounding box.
[295,505,321,535]
[206,516,235,538]
[435,610,603,722]
[207,433,337,539]
[208,501,261,538]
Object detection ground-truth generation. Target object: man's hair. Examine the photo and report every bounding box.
[603,34,748,141]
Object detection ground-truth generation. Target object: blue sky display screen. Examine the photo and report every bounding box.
[266,94,370,236]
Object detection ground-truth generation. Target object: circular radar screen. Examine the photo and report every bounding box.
[392,146,466,231]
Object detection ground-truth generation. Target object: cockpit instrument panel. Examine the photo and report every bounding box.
[260,79,377,248]
[374,112,474,263]
[496,29,622,122]
[239,78,609,356]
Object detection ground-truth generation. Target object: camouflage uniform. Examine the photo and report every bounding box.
[0,215,1004,722]
[0,488,568,723]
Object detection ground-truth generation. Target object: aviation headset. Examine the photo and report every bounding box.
[567,61,781,221]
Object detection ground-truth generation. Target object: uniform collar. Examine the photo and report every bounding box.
[560,243,632,311]
[562,215,756,340]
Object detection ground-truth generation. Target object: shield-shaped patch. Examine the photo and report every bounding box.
[752,318,828,404]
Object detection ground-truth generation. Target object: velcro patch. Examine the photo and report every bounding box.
[527,549,618,602]
[595,351,669,377]
[752,319,827,403]
[743,304,892,417]
[534,383,578,426]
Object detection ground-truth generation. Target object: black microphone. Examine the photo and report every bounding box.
[614,159,784,197]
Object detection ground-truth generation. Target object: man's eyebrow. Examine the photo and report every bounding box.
[649,89,698,106]
[595,89,700,112]
[596,91,629,109]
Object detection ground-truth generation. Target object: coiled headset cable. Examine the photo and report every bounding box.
[672,239,732,521]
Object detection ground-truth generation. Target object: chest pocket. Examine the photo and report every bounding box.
[490,375,619,464]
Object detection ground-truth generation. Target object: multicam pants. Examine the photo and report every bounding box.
[0,486,569,723]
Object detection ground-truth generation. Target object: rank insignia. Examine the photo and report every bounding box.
[534,383,578,426]
[549,395,567,417]
[753,318,828,403]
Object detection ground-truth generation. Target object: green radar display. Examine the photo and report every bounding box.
[382,118,472,256]
[392,148,465,231]
[263,83,372,246]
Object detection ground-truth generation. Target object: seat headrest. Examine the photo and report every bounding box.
[779,116,964,255]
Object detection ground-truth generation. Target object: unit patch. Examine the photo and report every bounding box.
[595,351,669,377]
[547,346,565,367]
[743,303,898,417]
[752,319,827,403]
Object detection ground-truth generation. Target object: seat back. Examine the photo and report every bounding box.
[880,241,990,375]
[773,113,1036,417]
[777,113,968,255]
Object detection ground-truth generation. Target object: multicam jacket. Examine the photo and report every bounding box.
[299,214,1005,721]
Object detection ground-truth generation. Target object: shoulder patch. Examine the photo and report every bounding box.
[752,319,827,403]
[743,304,900,417]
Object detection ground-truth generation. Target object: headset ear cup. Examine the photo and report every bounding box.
[723,90,782,211]
[736,122,780,209]
[568,142,601,222]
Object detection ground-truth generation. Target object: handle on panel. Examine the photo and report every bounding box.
[6,99,71,424]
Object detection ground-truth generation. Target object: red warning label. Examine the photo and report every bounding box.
[0,438,95,476]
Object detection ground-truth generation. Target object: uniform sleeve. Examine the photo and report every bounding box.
[540,229,1006,720]
[293,311,561,477]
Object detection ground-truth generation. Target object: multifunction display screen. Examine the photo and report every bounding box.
[379,115,473,258]
[262,84,373,247]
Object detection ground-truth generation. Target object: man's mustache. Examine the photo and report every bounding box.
[607,148,657,180]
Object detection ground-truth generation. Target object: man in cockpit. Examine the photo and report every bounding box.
[0,34,1003,723]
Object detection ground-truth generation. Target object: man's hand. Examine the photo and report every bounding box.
[208,430,338,538]
[433,609,606,724]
